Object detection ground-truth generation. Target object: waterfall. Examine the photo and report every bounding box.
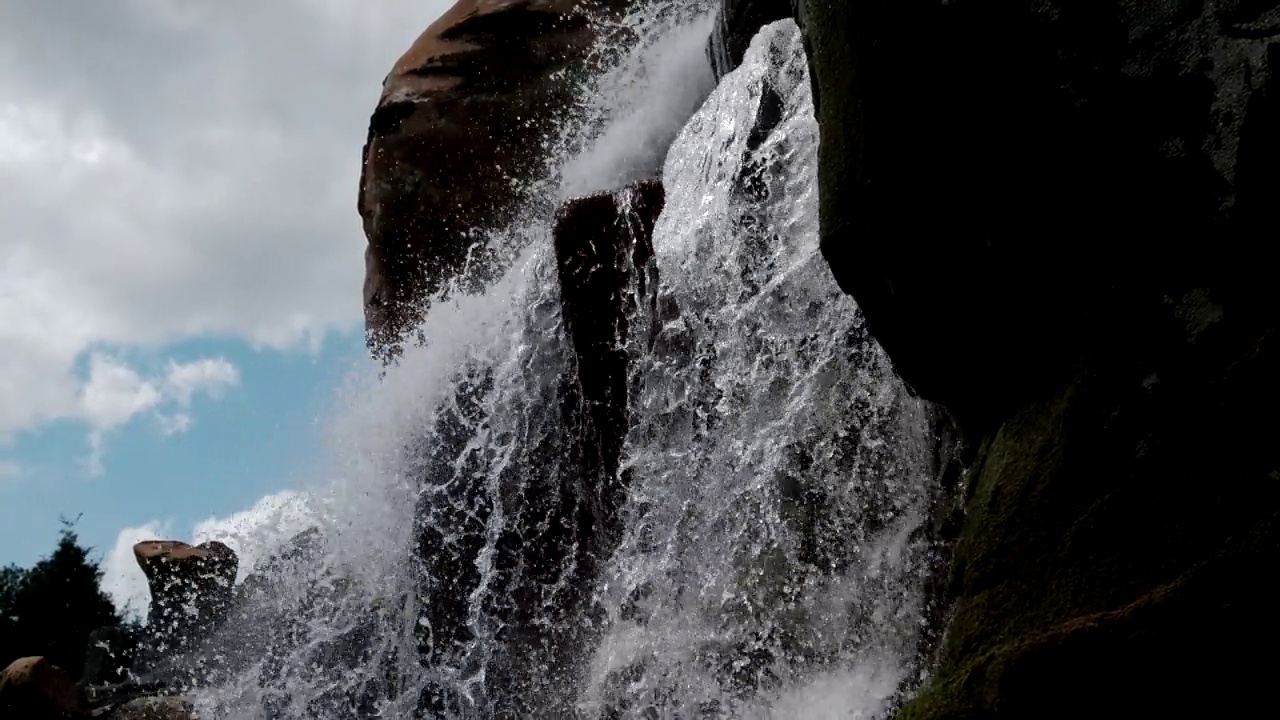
[194,5,941,719]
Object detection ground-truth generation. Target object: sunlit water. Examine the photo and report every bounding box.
[183,5,940,718]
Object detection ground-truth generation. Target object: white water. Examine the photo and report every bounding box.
[188,5,939,719]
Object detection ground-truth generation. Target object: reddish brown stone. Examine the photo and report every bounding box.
[0,656,85,718]
[358,0,628,359]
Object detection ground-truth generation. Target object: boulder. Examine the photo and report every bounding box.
[0,656,85,718]
[358,0,629,358]
[133,540,237,648]
[797,0,1280,430]
[793,0,1280,716]
[79,626,138,687]
[554,177,665,485]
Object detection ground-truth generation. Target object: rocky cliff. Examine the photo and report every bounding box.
[792,0,1280,716]
[358,0,629,359]
[359,0,1280,714]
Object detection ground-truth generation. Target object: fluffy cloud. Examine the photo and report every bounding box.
[80,355,163,431]
[0,0,448,445]
[74,353,241,474]
[163,358,239,406]
[102,489,318,620]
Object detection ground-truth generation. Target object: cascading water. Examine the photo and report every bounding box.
[578,21,938,719]
[189,4,942,719]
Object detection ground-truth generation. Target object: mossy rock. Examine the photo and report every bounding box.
[894,296,1280,717]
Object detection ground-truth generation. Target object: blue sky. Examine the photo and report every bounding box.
[0,332,368,568]
[0,0,452,595]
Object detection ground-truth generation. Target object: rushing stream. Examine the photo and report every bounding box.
[194,4,941,718]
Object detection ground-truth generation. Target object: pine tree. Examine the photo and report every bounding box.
[0,564,26,664]
[1,518,124,677]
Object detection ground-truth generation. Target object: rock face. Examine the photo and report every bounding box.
[798,0,1280,431]
[553,178,665,503]
[79,626,137,687]
[133,540,238,649]
[0,656,85,718]
[358,0,628,358]
[793,0,1280,716]
[706,0,795,80]
[405,180,664,714]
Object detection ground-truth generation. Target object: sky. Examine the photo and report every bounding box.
[1,0,452,609]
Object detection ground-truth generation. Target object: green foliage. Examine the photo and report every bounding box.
[0,518,127,678]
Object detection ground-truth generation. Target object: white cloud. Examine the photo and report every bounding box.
[163,358,239,406]
[66,354,242,474]
[0,0,451,445]
[156,412,193,437]
[80,354,163,430]
[101,489,318,620]
[0,459,23,489]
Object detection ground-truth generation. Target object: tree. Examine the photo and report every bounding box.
[0,519,124,678]
[0,564,25,662]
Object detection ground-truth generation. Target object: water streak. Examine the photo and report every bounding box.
[192,6,939,719]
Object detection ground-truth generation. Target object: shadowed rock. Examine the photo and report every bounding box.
[133,541,237,651]
[79,626,137,687]
[794,1,1280,715]
[554,178,665,493]
[407,180,664,714]
[358,0,630,359]
[706,0,796,80]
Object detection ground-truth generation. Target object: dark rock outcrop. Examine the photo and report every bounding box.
[798,0,1280,432]
[79,626,137,687]
[407,180,664,714]
[554,178,665,499]
[1,656,85,718]
[793,1,1280,716]
[706,0,796,80]
[133,541,237,649]
[358,0,629,358]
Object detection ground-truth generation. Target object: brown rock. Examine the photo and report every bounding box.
[0,656,85,718]
[133,540,237,645]
[554,178,665,433]
[106,696,194,720]
[552,178,664,570]
[359,0,628,358]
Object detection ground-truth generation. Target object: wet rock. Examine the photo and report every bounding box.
[358,0,629,359]
[797,0,1280,430]
[233,527,322,602]
[794,1,1280,715]
[79,626,138,687]
[706,0,796,80]
[0,656,85,718]
[404,181,665,714]
[104,696,194,720]
[133,540,237,649]
[554,177,665,488]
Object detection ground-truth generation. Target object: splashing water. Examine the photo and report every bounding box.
[188,5,940,719]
